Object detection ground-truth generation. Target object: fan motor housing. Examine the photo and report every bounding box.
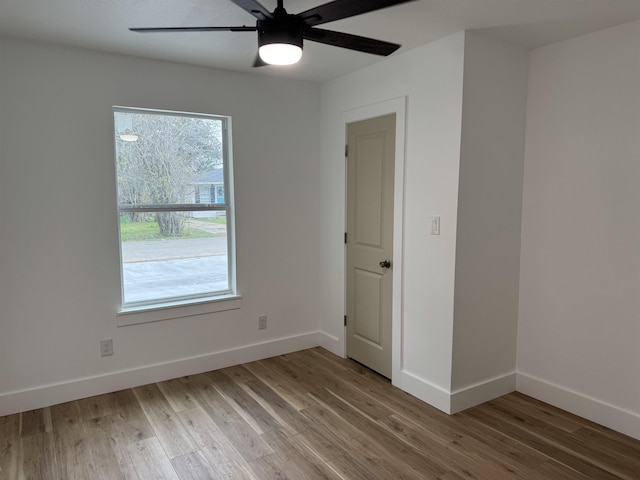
[257,17,303,48]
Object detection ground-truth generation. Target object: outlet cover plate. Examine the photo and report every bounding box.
[100,339,113,356]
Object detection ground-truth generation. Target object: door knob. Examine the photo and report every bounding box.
[379,260,391,269]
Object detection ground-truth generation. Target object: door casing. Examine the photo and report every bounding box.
[342,97,406,383]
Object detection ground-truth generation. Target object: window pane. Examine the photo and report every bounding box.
[114,107,234,309]
[114,111,224,207]
[120,211,228,305]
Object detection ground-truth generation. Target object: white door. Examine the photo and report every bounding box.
[346,114,395,378]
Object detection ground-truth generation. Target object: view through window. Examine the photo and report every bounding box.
[113,107,234,308]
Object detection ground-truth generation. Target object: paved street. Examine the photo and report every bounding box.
[123,255,229,303]
[121,235,229,303]
[121,237,228,262]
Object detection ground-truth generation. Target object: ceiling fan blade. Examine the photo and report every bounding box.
[303,27,400,56]
[130,26,257,33]
[253,54,268,67]
[229,0,273,20]
[298,0,415,27]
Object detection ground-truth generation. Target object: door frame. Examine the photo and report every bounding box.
[342,96,406,383]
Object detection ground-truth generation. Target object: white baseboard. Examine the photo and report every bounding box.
[318,330,343,357]
[517,372,640,441]
[396,370,517,415]
[450,372,516,413]
[0,331,322,417]
[396,370,452,413]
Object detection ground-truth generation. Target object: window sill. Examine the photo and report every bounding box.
[116,294,242,326]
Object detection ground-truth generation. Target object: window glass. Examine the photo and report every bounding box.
[114,107,234,308]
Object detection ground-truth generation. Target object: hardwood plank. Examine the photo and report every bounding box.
[221,368,308,435]
[483,397,639,480]
[289,425,369,480]
[92,460,130,480]
[444,407,584,478]
[84,415,129,480]
[157,377,200,413]
[435,472,468,480]
[243,358,318,411]
[376,412,512,480]
[133,383,198,459]
[358,380,467,445]
[462,406,622,480]
[77,391,120,420]
[177,406,257,479]
[242,378,309,435]
[91,391,155,477]
[279,354,395,421]
[302,401,442,479]
[127,436,179,480]
[290,348,390,391]
[205,369,282,434]
[50,400,97,480]
[572,425,640,468]
[219,364,263,385]
[0,413,20,480]
[183,375,274,462]
[311,388,453,477]
[110,388,156,442]
[171,451,218,480]
[494,392,588,433]
[21,408,47,436]
[535,460,592,480]
[261,428,344,480]
[247,453,293,480]
[18,432,57,480]
[451,434,561,480]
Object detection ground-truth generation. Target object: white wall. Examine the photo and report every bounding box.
[518,20,640,439]
[319,31,530,413]
[451,32,528,410]
[320,33,467,410]
[0,38,322,415]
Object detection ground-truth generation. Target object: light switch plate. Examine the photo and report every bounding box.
[430,216,440,235]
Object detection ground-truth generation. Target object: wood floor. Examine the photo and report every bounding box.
[1,348,639,479]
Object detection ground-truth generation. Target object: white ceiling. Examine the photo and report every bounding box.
[1,0,638,82]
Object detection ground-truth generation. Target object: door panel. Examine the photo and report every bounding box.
[353,268,383,344]
[346,113,395,378]
[355,135,384,247]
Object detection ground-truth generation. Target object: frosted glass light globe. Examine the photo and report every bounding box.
[259,43,302,65]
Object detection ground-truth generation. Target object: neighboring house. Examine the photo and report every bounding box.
[191,169,225,217]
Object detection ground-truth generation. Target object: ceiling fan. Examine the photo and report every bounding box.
[130,0,415,66]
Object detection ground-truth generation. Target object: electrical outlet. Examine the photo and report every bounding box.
[258,315,267,330]
[100,339,113,356]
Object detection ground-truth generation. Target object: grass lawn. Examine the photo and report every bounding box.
[120,219,214,241]
[197,217,227,224]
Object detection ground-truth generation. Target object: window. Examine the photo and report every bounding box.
[113,107,235,311]
[216,186,225,204]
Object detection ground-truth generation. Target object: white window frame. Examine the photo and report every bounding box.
[113,106,240,324]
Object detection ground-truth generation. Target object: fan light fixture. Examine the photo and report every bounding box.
[258,26,303,65]
[259,43,302,65]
